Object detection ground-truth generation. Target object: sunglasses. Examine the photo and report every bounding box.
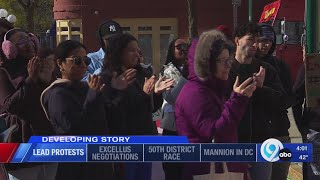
[66,56,91,66]
[175,43,189,51]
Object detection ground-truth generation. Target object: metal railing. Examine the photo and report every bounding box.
[38,32,56,49]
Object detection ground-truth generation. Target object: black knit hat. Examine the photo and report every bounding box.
[259,24,275,42]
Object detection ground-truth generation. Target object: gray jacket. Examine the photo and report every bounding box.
[161,77,187,131]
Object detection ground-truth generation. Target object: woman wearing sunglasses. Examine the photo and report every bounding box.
[41,40,116,179]
[160,38,189,180]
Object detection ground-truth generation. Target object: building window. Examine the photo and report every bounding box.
[56,19,83,45]
[160,34,175,65]
[114,18,177,74]
[122,27,131,32]
[138,34,153,65]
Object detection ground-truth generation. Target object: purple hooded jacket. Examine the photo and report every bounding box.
[175,37,250,179]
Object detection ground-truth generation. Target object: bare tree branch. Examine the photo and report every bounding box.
[31,0,40,8]
[187,0,198,39]
[27,0,31,7]
[17,0,27,9]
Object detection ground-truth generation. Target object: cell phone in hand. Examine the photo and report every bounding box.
[238,74,254,85]
[237,64,254,84]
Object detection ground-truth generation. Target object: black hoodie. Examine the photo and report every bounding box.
[41,80,107,135]
[256,24,296,137]
[41,79,115,180]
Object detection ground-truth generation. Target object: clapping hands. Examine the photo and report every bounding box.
[88,74,105,92]
[27,56,41,82]
[154,76,175,95]
[111,68,137,90]
[143,75,156,95]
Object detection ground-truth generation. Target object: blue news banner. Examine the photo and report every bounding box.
[10,136,313,163]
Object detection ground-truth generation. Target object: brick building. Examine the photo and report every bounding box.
[53,0,274,73]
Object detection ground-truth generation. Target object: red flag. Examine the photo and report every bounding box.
[259,0,281,25]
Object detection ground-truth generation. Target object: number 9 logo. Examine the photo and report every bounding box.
[260,138,284,162]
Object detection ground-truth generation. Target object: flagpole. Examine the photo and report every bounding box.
[249,0,252,22]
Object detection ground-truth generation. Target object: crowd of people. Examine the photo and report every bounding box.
[0,17,318,180]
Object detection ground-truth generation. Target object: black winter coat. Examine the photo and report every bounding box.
[228,59,285,143]
[41,80,114,180]
[260,55,295,136]
[101,67,162,135]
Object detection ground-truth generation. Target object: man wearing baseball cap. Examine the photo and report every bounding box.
[83,20,122,80]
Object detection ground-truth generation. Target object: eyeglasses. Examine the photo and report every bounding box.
[66,56,91,66]
[216,58,234,66]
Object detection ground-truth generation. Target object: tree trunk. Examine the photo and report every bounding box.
[187,0,198,39]
[26,6,35,33]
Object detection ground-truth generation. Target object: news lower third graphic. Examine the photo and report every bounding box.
[258,138,312,162]
[0,136,313,163]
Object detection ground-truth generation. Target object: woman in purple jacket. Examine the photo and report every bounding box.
[175,30,257,180]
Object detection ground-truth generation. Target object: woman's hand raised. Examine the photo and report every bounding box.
[111,68,137,90]
[27,56,41,82]
[154,76,175,95]
[143,75,156,95]
[88,74,105,92]
[233,76,257,97]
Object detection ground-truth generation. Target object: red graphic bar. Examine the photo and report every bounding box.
[0,143,19,163]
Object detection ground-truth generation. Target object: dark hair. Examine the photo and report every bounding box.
[234,23,262,39]
[37,47,60,79]
[210,39,235,60]
[0,19,14,45]
[163,39,189,78]
[164,38,178,66]
[3,29,29,41]
[38,47,54,59]
[209,40,235,73]
[103,33,137,74]
[0,19,14,34]
[54,40,87,61]
[0,18,13,37]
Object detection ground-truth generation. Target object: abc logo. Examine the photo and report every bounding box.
[260,138,284,162]
[278,148,292,161]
